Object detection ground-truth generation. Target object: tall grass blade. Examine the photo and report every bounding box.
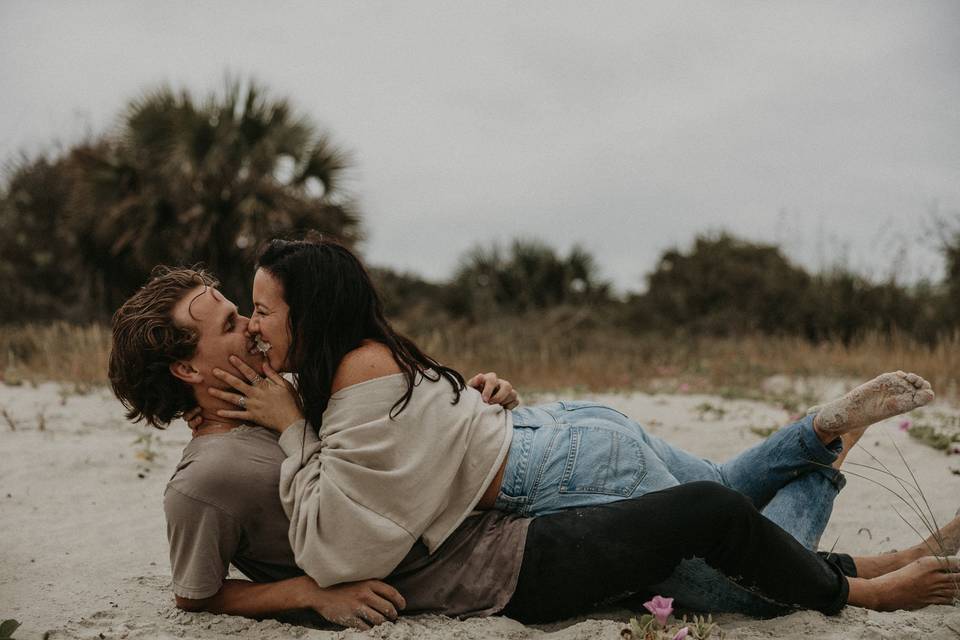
[888,433,946,554]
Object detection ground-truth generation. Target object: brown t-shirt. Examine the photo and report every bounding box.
[164,425,528,617]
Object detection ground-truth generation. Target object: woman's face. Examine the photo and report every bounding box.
[248,268,292,372]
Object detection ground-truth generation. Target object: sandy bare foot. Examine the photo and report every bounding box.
[853,556,960,611]
[811,371,934,438]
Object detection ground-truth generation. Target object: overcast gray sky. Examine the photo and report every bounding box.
[2,1,958,292]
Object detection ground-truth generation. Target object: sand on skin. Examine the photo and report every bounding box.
[2,380,960,640]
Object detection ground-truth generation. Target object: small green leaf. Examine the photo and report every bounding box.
[0,619,22,639]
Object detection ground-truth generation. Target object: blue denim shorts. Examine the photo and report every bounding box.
[495,401,671,515]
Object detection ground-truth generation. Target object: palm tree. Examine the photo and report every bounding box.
[70,78,361,311]
[0,153,94,321]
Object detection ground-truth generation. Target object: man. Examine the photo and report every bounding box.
[109,266,960,629]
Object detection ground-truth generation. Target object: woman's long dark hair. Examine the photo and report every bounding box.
[256,237,465,433]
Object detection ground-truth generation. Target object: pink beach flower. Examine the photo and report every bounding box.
[643,595,674,627]
[678,383,690,393]
[672,628,690,640]
[898,419,912,432]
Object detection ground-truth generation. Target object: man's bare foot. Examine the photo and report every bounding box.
[811,371,934,439]
[848,556,960,611]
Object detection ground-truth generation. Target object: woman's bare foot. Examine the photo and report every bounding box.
[848,556,960,611]
[853,511,960,578]
[919,511,960,558]
[812,371,934,439]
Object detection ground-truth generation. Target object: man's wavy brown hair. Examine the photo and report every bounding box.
[109,266,218,429]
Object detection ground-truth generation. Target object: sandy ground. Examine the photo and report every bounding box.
[3,379,960,640]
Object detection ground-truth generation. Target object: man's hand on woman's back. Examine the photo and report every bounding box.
[468,372,520,409]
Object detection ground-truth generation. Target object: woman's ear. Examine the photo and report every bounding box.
[169,360,203,385]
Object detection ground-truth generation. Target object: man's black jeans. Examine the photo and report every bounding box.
[502,481,852,623]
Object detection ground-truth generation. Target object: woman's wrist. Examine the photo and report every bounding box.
[274,413,305,433]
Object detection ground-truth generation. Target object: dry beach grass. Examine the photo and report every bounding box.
[4,321,958,401]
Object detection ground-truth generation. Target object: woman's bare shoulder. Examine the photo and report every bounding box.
[331,340,402,394]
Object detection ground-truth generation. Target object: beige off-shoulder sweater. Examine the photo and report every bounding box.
[277,371,513,588]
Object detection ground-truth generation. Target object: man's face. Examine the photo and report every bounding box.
[171,285,264,390]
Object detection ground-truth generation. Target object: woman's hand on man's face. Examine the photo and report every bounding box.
[468,372,520,410]
[208,355,304,433]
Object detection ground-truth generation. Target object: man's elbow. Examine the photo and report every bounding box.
[175,594,213,612]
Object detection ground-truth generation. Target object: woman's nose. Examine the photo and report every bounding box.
[247,315,259,333]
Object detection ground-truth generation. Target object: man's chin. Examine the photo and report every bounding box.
[234,354,266,376]
[269,355,294,375]
[201,356,263,385]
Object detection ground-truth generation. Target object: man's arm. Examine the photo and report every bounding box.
[176,576,406,630]
[164,488,403,629]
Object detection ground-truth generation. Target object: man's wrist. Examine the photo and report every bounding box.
[292,575,321,609]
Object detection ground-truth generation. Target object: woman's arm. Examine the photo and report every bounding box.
[276,419,417,587]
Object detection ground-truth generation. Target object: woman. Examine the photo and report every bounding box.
[207,237,949,621]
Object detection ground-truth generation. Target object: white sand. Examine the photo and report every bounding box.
[3,380,960,640]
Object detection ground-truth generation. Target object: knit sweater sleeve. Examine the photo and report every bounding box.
[276,420,416,588]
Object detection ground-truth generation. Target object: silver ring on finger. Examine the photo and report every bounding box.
[237,395,246,409]
[249,375,263,385]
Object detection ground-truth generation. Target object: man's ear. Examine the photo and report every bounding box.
[170,360,203,385]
